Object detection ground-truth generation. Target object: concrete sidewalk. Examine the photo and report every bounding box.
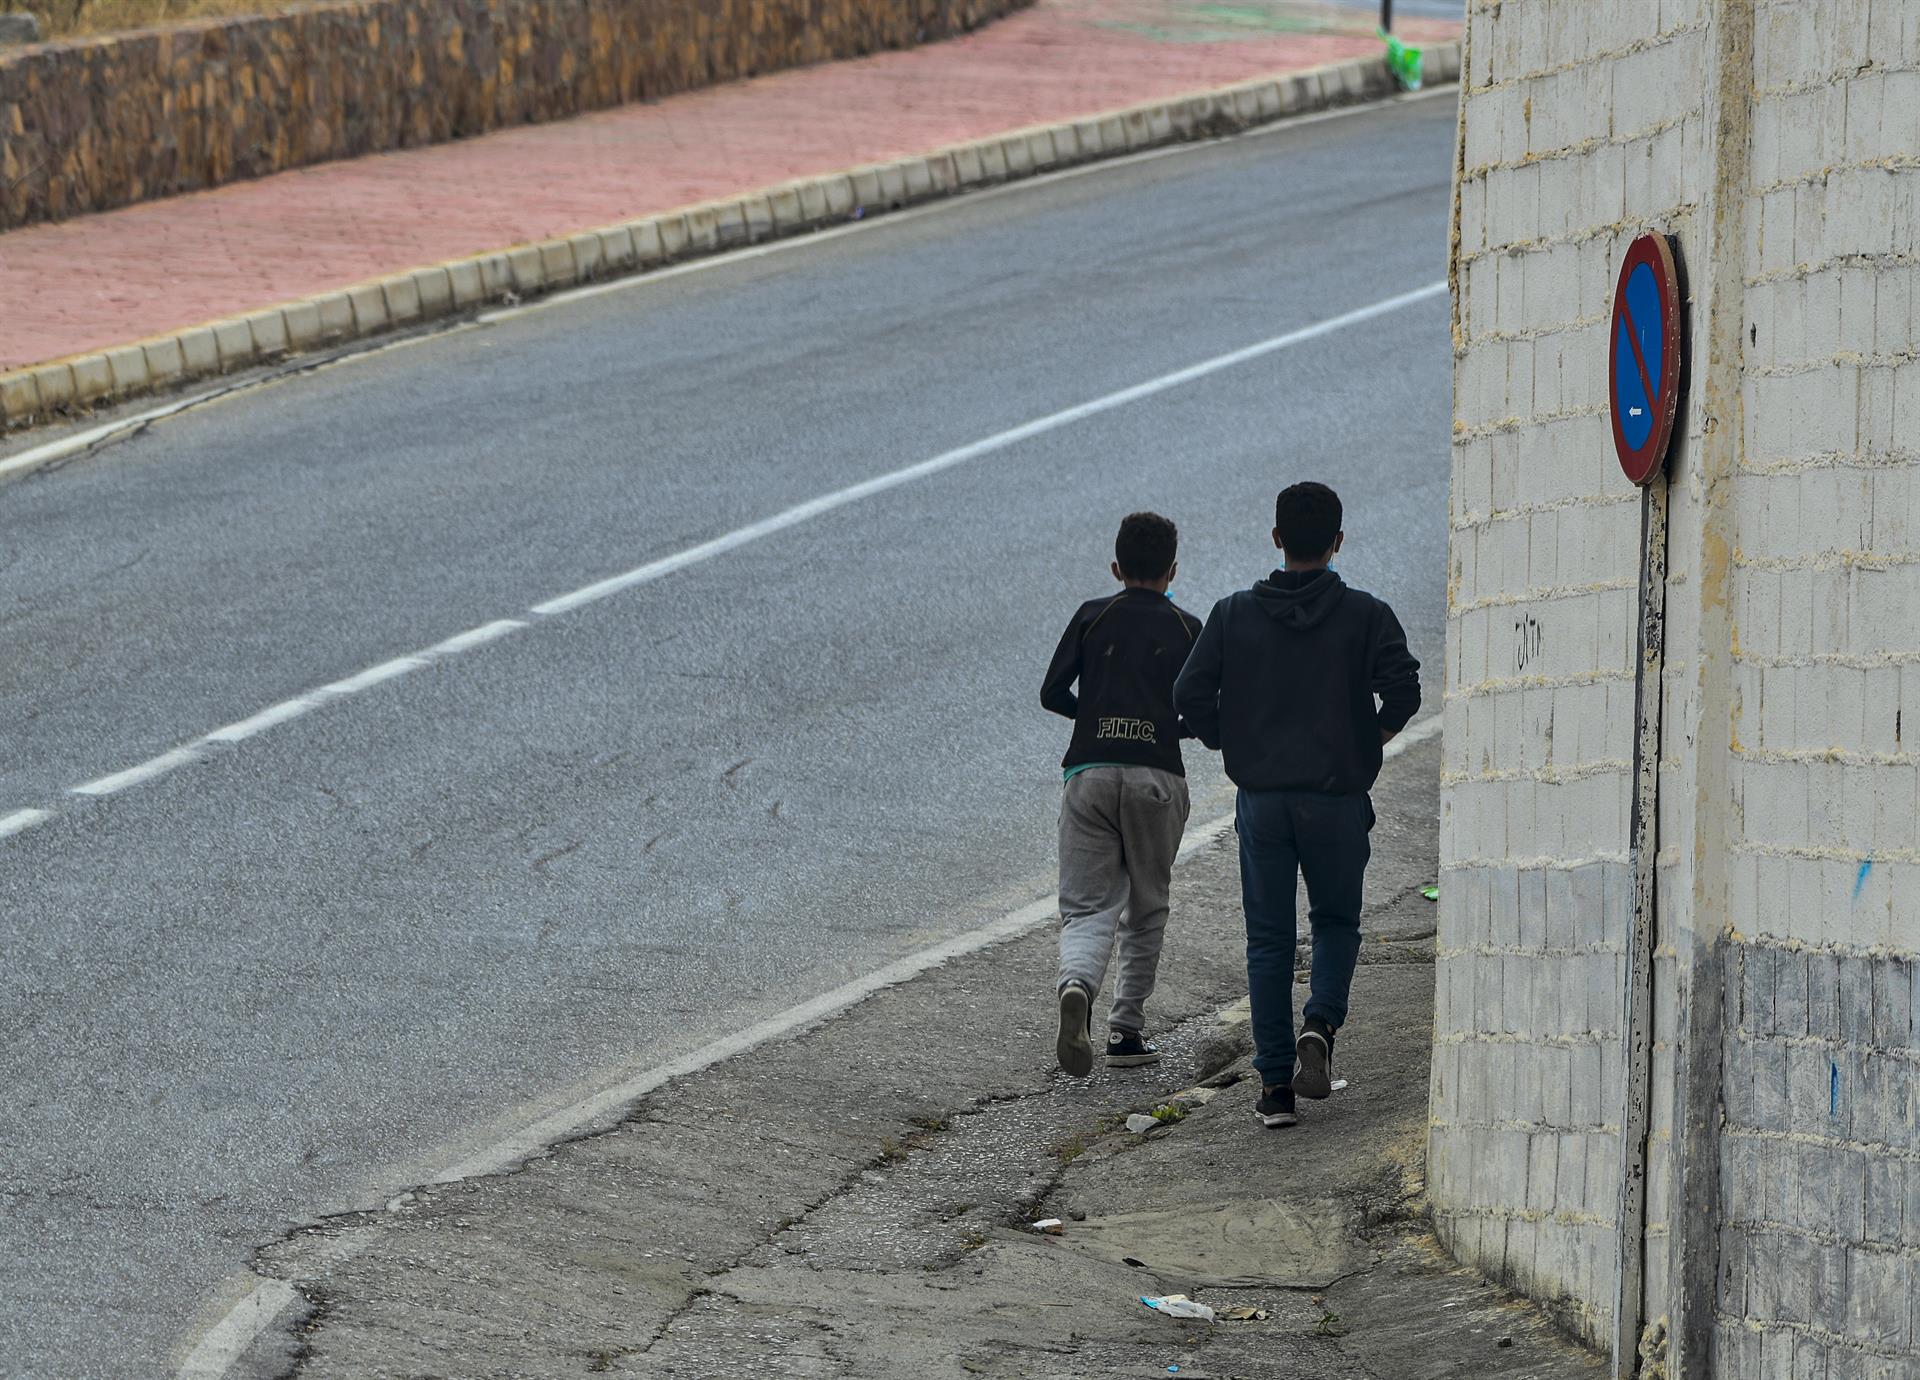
[0,0,1453,379]
[225,736,1604,1379]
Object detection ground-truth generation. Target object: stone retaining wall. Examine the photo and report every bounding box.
[0,0,1029,228]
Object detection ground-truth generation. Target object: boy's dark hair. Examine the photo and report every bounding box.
[1275,482,1342,558]
[1115,511,1179,581]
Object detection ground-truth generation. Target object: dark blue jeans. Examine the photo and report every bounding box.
[1236,788,1372,1088]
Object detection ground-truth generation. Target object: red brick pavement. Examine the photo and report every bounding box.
[0,0,1453,370]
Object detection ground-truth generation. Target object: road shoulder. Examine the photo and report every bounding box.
[242,737,1602,1378]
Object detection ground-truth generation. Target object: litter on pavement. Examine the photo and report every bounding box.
[1219,1305,1270,1321]
[1125,1113,1160,1134]
[1031,1218,1064,1234]
[1140,1294,1216,1323]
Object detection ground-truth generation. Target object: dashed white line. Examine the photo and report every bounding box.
[315,654,430,699]
[6,279,1442,843]
[205,697,324,746]
[0,808,52,838]
[70,746,208,798]
[424,618,527,658]
[175,1279,300,1380]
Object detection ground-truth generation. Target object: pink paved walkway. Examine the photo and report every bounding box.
[0,0,1453,370]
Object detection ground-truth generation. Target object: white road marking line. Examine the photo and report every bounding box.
[205,697,324,746]
[314,654,429,699]
[532,279,1446,618]
[424,618,527,658]
[0,808,52,838]
[175,1279,299,1380]
[172,624,521,761]
[176,713,1441,1376]
[70,746,207,798]
[10,279,1443,841]
[0,389,220,484]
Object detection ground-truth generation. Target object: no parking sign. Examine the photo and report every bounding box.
[1608,233,1682,486]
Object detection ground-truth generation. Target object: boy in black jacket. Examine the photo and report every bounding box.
[1173,483,1419,1127]
[1042,512,1203,1076]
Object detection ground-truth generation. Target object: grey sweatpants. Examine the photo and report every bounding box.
[1056,765,1191,1034]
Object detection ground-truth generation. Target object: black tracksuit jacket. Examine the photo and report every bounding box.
[1041,588,1204,777]
[1172,568,1420,795]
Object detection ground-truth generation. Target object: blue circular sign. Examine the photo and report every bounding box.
[1608,234,1681,486]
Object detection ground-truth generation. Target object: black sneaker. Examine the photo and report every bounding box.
[1256,1084,1297,1128]
[1293,1018,1336,1100]
[1105,1030,1162,1067]
[1056,982,1093,1077]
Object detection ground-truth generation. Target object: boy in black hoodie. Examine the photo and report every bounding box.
[1042,512,1203,1076]
[1173,483,1419,1127]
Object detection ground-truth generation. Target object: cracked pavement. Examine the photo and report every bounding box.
[249,737,1604,1379]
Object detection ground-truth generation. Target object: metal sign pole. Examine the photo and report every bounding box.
[1612,470,1669,1379]
[1380,0,1393,31]
[1603,229,1683,1380]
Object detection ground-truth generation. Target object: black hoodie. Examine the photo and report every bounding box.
[1172,569,1420,794]
[1042,588,1204,776]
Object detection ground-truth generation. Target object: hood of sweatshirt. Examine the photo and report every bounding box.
[1250,568,1346,631]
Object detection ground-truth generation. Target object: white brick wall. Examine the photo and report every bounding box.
[1437,0,1716,1349]
[1436,0,1920,1371]
[1715,1,1920,1371]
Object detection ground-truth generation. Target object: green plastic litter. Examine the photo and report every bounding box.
[1421,886,1440,902]
[1380,29,1424,91]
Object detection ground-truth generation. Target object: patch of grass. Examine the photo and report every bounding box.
[959,1228,989,1250]
[908,1113,952,1133]
[1055,1133,1088,1164]
[1314,1309,1350,1337]
[1151,1103,1187,1124]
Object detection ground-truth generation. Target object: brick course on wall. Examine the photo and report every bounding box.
[1437,0,1920,1374]
[0,0,1029,229]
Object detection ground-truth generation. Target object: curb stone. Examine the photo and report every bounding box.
[0,44,1460,439]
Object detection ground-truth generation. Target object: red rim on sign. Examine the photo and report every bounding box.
[1607,233,1682,486]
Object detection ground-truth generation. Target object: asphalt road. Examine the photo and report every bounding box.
[0,93,1458,1377]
